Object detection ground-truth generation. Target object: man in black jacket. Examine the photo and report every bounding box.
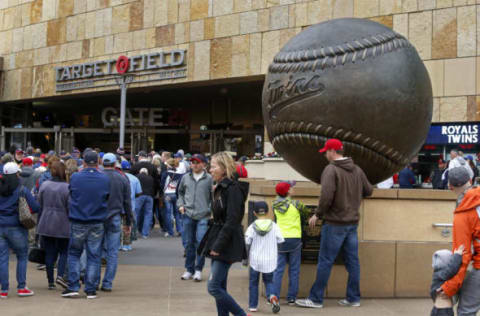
[131,151,158,238]
[97,153,132,292]
[431,159,447,190]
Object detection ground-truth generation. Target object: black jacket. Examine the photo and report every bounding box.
[137,173,156,197]
[198,177,249,263]
[431,168,446,190]
[131,161,159,196]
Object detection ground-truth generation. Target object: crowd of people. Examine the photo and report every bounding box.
[0,139,479,316]
[0,146,249,301]
[377,149,480,189]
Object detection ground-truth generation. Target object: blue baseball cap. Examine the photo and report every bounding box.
[103,153,117,165]
[99,152,105,158]
[121,160,131,170]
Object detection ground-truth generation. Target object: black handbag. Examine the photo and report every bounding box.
[28,246,45,264]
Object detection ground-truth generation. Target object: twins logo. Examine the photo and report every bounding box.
[265,74,325,120]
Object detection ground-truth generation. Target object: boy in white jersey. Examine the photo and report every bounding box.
[245,201,284,313]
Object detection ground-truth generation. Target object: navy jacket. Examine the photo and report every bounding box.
[69,167,110,224]
[399,167,416,188]
[103,169,132,226]
[0,185,40,227]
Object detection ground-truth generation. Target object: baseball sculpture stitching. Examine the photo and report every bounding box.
[262,18,433,184]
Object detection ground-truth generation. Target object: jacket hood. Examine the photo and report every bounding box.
[20,167,34,177]
[253,219,273,236]
[273,196,291,214]
[218,177,249,202]
[332,157,355,172]
[456,186,480,213]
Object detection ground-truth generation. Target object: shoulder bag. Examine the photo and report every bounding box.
[18,186,36,229]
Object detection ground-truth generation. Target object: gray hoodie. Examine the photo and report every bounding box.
[20,167,41,192]
[177,171,212,220]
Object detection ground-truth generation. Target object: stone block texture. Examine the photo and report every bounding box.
[0,0,478,118]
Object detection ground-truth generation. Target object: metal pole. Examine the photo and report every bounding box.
[0,126,5,151]
[119,79,127,148]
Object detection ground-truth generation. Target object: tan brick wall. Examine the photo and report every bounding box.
[0,0,479,122]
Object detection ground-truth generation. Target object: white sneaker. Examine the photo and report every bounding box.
[338,299,360,307]
[193,271,202,282]
[248,307,258,312]
[181,271,193,280]
[295,298,323,308]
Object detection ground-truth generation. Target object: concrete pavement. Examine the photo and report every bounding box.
[2,230,432,316]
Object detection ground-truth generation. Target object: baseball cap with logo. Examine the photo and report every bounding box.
[319,138,343,153]
[84,151,98,165]
[15,148,24,154]
[3,162,20,175]
[190,154,207,163]
[102,153,117,165]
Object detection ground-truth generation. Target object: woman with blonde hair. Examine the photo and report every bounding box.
[198,151,249,316]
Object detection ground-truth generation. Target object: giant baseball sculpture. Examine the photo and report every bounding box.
[262,18,433,184]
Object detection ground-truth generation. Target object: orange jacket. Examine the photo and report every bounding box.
[441,187,480,297]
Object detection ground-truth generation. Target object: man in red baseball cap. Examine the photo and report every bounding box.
[296,139,373,309]
[19,157,41,192]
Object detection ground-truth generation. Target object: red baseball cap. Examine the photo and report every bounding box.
[22,158,33,166]
[319,138,343,153]
[275,182,291,197]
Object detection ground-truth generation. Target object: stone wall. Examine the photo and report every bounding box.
[0,0,479,123]
[247,179,457,297]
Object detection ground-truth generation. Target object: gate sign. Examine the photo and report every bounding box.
[425,123,480,144]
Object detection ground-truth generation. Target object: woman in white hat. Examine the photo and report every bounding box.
[0,162,40,298]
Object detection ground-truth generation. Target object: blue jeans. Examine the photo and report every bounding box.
[208,259,246,316]
[163,193,183,236]
[249,268,274,309]
[43,236,69,284]
[272,238,302,301]
[67,222,104,293]
[99,214,122,289]
[0,226,28,291]
[309,224,360,304]
[183,216,208,273]
[136,195,153,237]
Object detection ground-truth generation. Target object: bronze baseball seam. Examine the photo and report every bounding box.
[268,31,408,74]
[269,121,410,165]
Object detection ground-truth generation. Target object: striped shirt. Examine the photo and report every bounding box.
[245,219,284,273]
